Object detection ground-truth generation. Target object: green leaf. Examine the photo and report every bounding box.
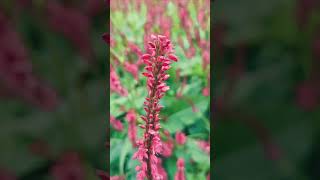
[162,100,209,133]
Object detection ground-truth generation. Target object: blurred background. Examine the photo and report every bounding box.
[213,0,320,179]
[110,0,210,179]
[0,0,107,179]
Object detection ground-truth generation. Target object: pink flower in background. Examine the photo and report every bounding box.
[202,87,210,96]
[197,6,209,30]
[128,42,143,57]
[126,109,137,147]
[174,158,186,180]
[296,0,316,29]
[45,1,93,62]
[185,46,196,59]
[162,139,174,157]
[296,80,319,111]
[203,73,210,97]
[175,131,187,145]
[162,130,174,157]
[50,152,85,180]
[133,35,178,180]
[197,140,210,154]
[110,176,125,180]
[202,50,210,70]
[160,15,172,38]
[110,66,128,96]
[110,115,123,131]
[124,62,139,80]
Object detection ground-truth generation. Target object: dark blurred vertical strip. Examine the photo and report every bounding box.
[210,0,215,178]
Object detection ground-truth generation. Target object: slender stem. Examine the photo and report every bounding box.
[144,58,160,180]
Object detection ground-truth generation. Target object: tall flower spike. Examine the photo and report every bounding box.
[174,158,186,180]
[126,109,138,147]
[133,35,178,180]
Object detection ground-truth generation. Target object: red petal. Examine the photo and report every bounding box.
[168,54,178,62]
[141,54,151,60]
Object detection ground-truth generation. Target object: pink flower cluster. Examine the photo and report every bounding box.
[110,115,123,131]
[174,158,186,180]
[126,109,137,147]
[133,34,178,180]
[110,66,128,96]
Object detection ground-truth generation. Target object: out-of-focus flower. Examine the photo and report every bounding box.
[110,66,128,96]
[312,31,320,59]
[0,169,16,180]
[126,109,137,147]
[124,62,139,80]
[174,158,186,180]
[110,176,125,180]
[202,87,210,96]
[296,0,315,29]
[202,50,210,70]
[162,139,174,157]
[296,80,319,111]
[197,140,210,154]
[185,45,196,59]
[128,42,143,57]
[110,115,123,131]
[197,6,209,30]
[50,152,85,180]
[175,131,187,145]
[45,0,93,62]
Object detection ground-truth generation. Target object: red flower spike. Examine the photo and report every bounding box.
[134,35,178,180]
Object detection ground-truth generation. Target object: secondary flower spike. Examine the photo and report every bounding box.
[133,34,178,180]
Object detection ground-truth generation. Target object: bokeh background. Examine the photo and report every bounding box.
[110,0,210,179]
[0,0,107,179]
[213,0,320,179]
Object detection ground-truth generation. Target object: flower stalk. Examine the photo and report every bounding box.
[133,34,178,180]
